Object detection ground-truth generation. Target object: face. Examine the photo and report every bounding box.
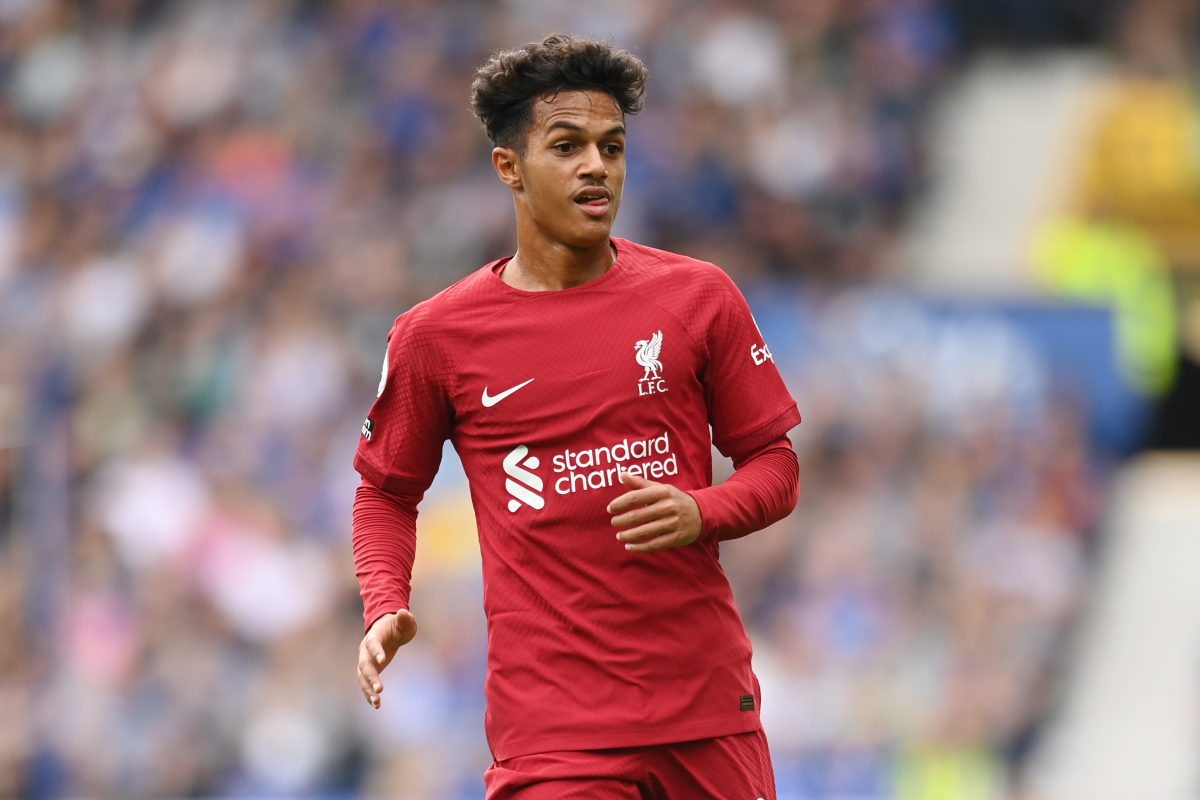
[493,90,626,250]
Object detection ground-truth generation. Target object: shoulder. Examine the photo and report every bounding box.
[615,238,741,299]
[388,262,505,343]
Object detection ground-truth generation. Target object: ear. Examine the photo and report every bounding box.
[492,146,522,191]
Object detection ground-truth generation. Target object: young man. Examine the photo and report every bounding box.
[352,35,800,799]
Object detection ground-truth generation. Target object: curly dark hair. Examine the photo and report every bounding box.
[470,34,648,150]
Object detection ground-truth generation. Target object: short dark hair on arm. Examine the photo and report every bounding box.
[470,34,648,150]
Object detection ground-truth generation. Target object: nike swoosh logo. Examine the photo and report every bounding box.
[482,378,535,408]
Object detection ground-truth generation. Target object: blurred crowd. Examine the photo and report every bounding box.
[749,290,1110,799]
[0,0,1129,798]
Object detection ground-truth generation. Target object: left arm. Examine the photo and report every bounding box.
[688,434,799,542]
[610,265,802,552]
[608,434,799,552]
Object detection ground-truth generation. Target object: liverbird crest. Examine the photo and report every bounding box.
[634,330,664,381]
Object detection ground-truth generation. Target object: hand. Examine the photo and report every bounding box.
[607,472,703,553]
[356,609,418,709]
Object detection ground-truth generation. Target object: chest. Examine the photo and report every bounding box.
[449,299,705,449]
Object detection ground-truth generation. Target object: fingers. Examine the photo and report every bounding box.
[623,530,688,553]
[365,637,386,667]
[357,610,419,710]
[357,643,384,709]
[370,610,418,656]
[610,498,673,530]
[608,479,703,553]
[357,666,380,708]
[612,496,693,552]
[607,481,668,515]
[618,471,652,488]
[615,516,676,547]
[352,609,420,710]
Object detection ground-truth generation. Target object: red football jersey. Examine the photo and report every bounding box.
[355,238,800,759]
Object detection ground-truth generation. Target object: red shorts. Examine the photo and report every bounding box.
[483,728,776,800]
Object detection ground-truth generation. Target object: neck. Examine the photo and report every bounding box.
[503,230,615,292]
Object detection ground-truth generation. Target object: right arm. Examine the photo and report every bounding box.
[351,307,453,709]
[353,479,421,709]
[353,480,419,631]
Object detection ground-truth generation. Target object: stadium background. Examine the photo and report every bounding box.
[1,0,1199,797]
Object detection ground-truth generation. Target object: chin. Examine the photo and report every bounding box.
[564,223,614,249]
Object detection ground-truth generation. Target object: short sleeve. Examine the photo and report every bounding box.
[703,272,801,459]
[353,309,453,497]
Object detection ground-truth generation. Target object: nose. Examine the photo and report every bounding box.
[578,143,608,180]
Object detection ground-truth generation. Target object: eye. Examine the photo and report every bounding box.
[553,141,574,153]
[603,143,624,156]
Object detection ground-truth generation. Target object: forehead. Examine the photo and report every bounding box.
[530,90,623,133]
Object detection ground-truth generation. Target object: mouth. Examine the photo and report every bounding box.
[573,187,612,217]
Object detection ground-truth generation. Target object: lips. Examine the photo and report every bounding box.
[573,187,612,217]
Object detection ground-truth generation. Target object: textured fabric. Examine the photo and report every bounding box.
[351,437,800,631]
[353,237,801,759]
[351,481,419,630]
[483,729,777,800]
[688,436,799,543]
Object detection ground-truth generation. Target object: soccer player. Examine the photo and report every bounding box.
[352,34,801,799]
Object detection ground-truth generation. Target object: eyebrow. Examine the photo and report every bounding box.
[546,121,626,137]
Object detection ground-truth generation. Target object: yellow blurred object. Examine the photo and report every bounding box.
[1033,214,1178,396]
[1076,75,1200,267]
[896,744,1004,800]
[412,487,481,580]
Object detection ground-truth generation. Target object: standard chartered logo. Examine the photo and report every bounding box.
[552,431,677,494]
[503,444,544,513]
[501,432,678,512]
